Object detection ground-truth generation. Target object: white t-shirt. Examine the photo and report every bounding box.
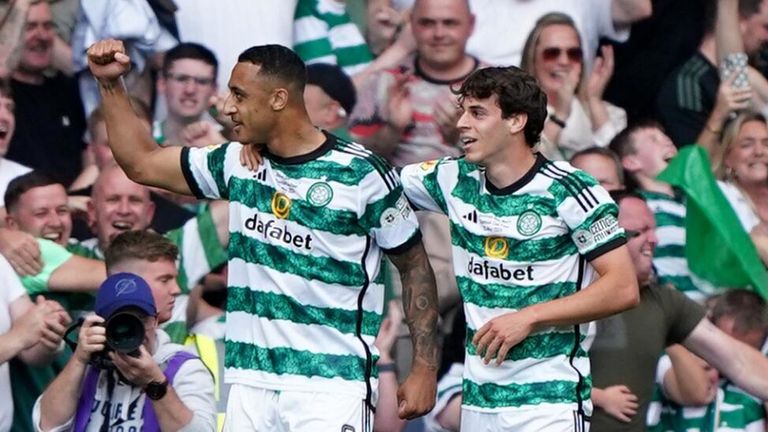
[0,158,32,204]
[175,0,297,87]
[0,255,27,432]
[717,180,760,232]
[466,0,629,68]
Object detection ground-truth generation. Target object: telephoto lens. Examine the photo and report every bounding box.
[104,307,146,357]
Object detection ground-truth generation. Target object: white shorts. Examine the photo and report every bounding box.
[461,406,590,432]
[223,384,374,432]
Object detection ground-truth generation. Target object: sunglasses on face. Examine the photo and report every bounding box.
[541,47,583,63]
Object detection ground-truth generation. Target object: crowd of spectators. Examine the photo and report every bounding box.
[1,0,768,431]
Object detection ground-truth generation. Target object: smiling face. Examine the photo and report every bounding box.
[533,24,583,98]
[7,183,71,245]
[411,0,474,71]
[0,93,14,157]
[223,62,278,144]
[17,2,54,77]
[89,167,155,251]
[618,197,658,285]
[625,127,678,179]
[456,94,519,165]
[724,119,768,186]
[159,58,217,121]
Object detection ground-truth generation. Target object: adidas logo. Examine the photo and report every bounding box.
[462,210,478,223]
[253,169,267,182]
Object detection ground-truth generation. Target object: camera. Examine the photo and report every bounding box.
[89,307,147,369]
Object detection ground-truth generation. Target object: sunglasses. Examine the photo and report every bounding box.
[541,47,583,63]
[624,229,642,239]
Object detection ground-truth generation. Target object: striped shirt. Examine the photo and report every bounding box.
[401,154,626,412]
[181,133,420,399]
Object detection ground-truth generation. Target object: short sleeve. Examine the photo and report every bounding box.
[658,284,707,345]
[400,159,450,214]
[180,143,237,200]
[358,162,421,254]
[548,164,626,261]
[20,239,74,295]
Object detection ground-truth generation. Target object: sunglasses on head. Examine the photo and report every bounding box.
[541,47,583,63]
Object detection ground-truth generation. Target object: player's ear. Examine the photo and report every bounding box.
[506,113,527,135]
[270,88,289,111]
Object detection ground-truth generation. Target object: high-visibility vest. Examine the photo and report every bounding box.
[186,333,225,432]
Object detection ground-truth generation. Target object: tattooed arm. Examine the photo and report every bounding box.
[387,240,440,420]
[0,0,32,79]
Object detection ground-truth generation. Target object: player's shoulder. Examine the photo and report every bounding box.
[329,135,400,189]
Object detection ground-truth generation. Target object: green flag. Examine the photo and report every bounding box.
[657,145,768,298]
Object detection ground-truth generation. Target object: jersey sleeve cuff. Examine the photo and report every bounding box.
[180,147,206,199]
[584,236,626,262]
[382,230,423,255]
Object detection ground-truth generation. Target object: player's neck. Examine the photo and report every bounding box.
[266,113,326,159]
[483,145,537,190]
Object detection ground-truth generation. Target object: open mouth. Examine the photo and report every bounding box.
[0,125,8,139]
[42,232,62,242]
[461,137,477,147]
[112,221,134,231]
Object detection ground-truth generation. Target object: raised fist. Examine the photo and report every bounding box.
[86,39,131,82]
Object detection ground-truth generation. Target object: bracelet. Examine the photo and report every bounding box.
[705,123,722,135]
[549,114,566,128]
[378,362,398,374]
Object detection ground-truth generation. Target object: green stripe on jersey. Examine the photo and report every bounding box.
[336,44,374,67]
[463,378,591,409]
[206,144,230,198]
[465,329,586,362]
[451,172,558,218]
[295,38,333,60]
[654,244,684,259]
[458,276,576,309]
[225,341,377,381]
[228,287,381,337]
[229,232,364,287]
[265,157,375,187]
[420,165,449,214]
[654,211,684,228]
[450,222,577,262]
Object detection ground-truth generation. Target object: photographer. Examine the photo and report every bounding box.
[32,272,215,432]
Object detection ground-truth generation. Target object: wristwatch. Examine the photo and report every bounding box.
[145,378,169,401]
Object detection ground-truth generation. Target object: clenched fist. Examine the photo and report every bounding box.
[86,39,131,83]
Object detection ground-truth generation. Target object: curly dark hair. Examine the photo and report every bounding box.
[453,66,548,147]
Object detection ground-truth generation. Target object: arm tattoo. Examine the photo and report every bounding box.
[389,241,440,370]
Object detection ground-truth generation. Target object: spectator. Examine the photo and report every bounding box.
[5,0,86,187]
[610,122,713,303]
[304,63,357,140]
[656,0,768,147]
[33,272,215,431]
[570,146,625,191]
[154,43,220,147]
[521,13,627,160]
[465,0,652,68]
[0,254,70,432]
[0,78,31,219]
[590,190,768,432]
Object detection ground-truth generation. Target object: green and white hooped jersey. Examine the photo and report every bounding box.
[181,133,421,399]
[639,190,717,304]
[401,154,626,413]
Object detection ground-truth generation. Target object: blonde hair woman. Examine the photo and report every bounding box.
[521,13,626,160]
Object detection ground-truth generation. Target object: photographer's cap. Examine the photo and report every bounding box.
[95,272,156,318]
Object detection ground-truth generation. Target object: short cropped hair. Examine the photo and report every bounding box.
[710,289,768,335]
[4,172,59,211]
[105,230,179,272]
[237,44,307,93]
[453,66,548,147]
[162,42,219,79]
[570,146,625,185]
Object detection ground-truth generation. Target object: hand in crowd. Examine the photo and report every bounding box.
[239,143,263,172]
[386,72,415,132]
[586,45,615,101]
[181,121,227,148]
[433,94,460,145]
[374,299,403,362]
[711,72,753,123]
[86,39,132,83]
[367,1,404,54]
[596,385,639,423]
[12,296,69,351]
[551,66,579,120]
[110,345,165,388]
[208,92,237,133]
[0,228,42,276]
[74,314,106,365]
[472,310,535,366]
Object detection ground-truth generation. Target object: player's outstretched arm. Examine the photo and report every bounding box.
[387,241,440,420]
[87,39,192,196]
